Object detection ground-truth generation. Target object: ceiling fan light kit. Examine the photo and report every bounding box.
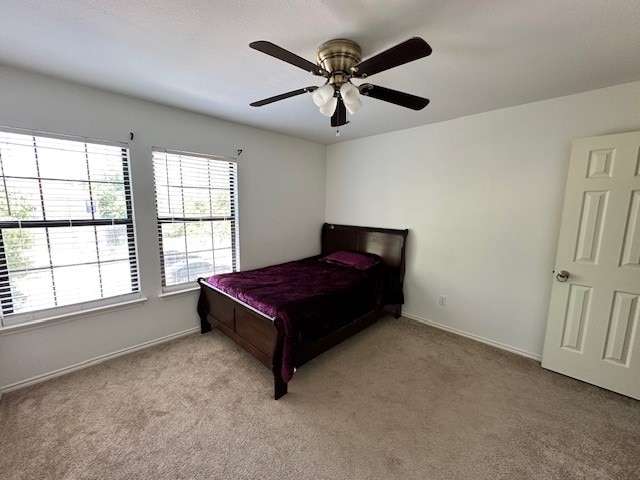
[319,96,338,117]
[345,96,362,115]
[340,82,359,103]
[312,83,334,107]
[249,37,432,131]
[340,82,362,115]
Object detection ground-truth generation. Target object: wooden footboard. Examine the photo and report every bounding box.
[197,281,288,399]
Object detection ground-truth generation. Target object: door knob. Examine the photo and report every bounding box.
[555,270,570,282]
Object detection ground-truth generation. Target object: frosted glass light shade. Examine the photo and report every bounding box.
[345,97,362,115]
[319,97,338,116]
[312,84,334,107]
[340,82,360,105]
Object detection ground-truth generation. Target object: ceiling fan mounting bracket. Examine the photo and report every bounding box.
[316,39,362,86]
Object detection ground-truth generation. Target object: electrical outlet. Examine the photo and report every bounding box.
[439,295,447,306]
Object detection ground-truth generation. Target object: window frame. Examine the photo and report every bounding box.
[0,127,141,327]
[152,147,239,292]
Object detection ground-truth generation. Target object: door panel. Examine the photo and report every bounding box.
[560,284,591,352]
[574,191,608,263]
[620,190,640,267]
[603,291,638,365]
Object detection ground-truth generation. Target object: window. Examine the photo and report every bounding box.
[0,128,139,326]
[152,148,238,290]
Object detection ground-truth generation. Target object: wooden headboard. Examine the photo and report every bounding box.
[321,223,409,279]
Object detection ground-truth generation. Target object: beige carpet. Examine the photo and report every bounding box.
[1,317,639,480]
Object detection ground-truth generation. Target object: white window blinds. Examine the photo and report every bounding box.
[0,128,139,326]
[152,148,238,290]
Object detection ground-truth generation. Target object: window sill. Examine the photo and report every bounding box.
[158,286,200,300]
[0,297,148,337]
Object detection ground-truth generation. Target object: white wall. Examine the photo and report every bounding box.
[0,64,326,390]
[326,81,640,358]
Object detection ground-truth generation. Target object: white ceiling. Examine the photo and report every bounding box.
[1,0,639,145]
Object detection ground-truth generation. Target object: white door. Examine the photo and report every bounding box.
[542,131,640,400]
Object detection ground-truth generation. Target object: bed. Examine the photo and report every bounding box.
[197,223,408,399]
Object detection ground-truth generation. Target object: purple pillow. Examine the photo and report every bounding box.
[320,250,380,270]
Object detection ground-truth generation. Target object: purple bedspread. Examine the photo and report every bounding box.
[205,257,400,382]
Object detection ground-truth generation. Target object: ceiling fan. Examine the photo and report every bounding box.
[249,37,432,130]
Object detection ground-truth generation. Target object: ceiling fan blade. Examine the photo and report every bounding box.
[250,41,327,76]
[250,87,318,107]
[331,98,348,127]
[352,37,432,78]
[359,84,430,110]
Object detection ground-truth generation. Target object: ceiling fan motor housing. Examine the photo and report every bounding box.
[316,39,362,86]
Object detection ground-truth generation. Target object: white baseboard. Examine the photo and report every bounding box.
[0,327,200,396]
[403,312,542,362]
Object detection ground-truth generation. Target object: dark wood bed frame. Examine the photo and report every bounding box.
[197,223,409,399]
